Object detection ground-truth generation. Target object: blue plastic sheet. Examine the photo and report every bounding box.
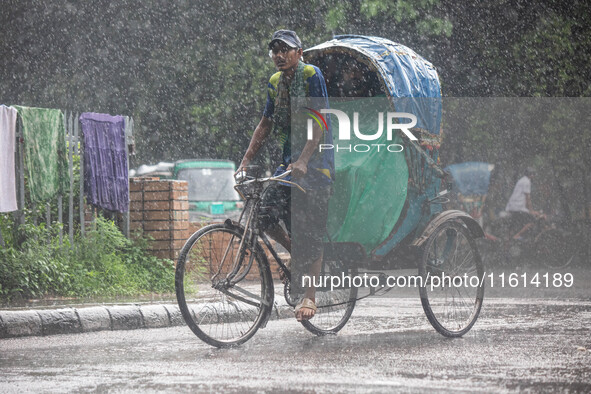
[306,35,442,135]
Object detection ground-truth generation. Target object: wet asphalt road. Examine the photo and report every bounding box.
[1,269,591,392]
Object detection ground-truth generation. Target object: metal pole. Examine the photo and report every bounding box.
[17,118,25,227]
[122,116,131,238]
[58,194,63,245]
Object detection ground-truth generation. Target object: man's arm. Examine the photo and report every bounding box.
[289,66,327,178]
[289,121,322,178]
[526,193,545,218]
[237,116,273,173]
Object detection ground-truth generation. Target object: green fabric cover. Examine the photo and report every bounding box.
[14,106,69,202]
[327,98,408,254]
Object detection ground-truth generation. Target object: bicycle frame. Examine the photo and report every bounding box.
[229,171,435,307]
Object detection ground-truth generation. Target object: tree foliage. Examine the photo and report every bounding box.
[1,0,589,216]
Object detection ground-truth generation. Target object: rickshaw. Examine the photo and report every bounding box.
[445,162,495,228]
[175,35,485,348]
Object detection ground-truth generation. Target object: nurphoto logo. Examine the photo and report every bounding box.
[305,108,418,153]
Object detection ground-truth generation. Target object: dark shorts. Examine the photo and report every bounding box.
[508,211,535,234]
[260,184,332,292]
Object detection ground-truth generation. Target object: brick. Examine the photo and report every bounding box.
[144,191,170,201]
[171,190,188,200]
[144,210,171,221]
[144,200,171,211]
[130,221,143,231]
[172,220,188,230]
[145,230,172,240]
[129,182,143,192]
[172,181,188,191]
[172,229,189,240]
[142,181,171,192]
[172,200,189,210]
[188,223,203,234]
[129,201,143,211]
[173,211,189,221]
[149,239,185,250]
[132,177,159,182]
[144,221,171,231]
[130,191,143,201]
[130,211,143,221]
[149,240,173,250]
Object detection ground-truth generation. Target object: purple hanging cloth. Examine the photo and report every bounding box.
[80,112,129,212]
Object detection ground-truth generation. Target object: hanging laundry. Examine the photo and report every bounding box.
[80,113,129,212]
[12,106,69,203]
[0,105,18,212]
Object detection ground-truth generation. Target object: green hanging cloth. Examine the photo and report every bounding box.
[13,106,69,203]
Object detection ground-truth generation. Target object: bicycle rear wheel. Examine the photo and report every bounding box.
[175,223,273,348]
[419,220,484,337]
[300,260,358,336]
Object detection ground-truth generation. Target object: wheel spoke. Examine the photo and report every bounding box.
[176,224,271,347]
[420,221,484,337]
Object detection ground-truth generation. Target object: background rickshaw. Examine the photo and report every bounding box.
[444,162,495,228]
[175,35,486,347]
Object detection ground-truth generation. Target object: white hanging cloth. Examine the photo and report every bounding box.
[0,105,18,212]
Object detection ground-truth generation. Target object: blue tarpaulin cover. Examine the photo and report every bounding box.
[306,35,442,134]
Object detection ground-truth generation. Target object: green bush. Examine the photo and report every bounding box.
[0,216,175,301]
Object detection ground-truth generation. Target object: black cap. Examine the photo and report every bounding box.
[268,30,302,49]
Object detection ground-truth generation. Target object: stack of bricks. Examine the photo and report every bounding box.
[129,178,189,261]
[186,221,283,280]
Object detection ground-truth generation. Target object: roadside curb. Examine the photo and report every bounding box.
[0,301,293,339]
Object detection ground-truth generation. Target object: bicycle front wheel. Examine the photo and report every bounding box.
[419,220,485,337]
[175,223,274,348]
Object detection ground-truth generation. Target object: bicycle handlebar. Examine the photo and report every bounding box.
[234,169,307,194]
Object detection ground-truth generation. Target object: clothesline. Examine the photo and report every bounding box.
[0,105,132,213]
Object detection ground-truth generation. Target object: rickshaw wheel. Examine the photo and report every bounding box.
[418,220,485,337]
[300,263,358,336]
[534,228,572,269]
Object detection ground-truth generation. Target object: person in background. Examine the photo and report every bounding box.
[505,167,546,239]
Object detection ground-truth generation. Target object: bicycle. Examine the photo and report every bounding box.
[175,169,358,348]
[481,214,579,269]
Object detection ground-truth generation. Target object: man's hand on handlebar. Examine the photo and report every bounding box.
[235,168,248,183]
[286,160,307,179]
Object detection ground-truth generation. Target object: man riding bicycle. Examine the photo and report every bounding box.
[236,30,334,322]
[504,167,546,240]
